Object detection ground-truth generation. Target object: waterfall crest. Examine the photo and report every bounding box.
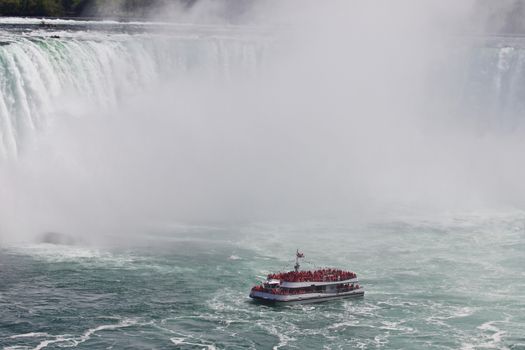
[0,30,267,158]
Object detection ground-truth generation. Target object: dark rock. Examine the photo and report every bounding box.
[38,232,77,245]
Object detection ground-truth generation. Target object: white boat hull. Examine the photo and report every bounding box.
[249,288,364,305]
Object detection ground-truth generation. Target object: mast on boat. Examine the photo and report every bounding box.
[294,249,304,272]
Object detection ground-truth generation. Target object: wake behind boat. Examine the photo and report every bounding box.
[249,250,364,305]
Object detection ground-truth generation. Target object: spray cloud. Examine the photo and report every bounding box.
[1,1,524,243]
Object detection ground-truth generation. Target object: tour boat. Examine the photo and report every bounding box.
[249,250,364,304]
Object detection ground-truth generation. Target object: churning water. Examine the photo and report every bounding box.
[1,214,525,349]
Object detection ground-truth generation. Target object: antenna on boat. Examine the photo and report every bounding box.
[294,249,304,272]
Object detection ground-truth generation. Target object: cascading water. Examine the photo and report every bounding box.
[3,25,525,160]
[0,20,269,158]
[435,39,525,129]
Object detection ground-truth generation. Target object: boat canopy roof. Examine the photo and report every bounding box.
[267,269,356,283]
[266,279,280,284]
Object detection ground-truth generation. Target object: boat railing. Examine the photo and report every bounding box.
[267,269,357,283]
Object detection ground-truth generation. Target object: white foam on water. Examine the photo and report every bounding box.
[460,318,512,350]
[154,322,220,350]
[379,321,415,333]
[452,307,475,318]
[9,332,50,339]
[7,243,105,260]
[376,299,420,308]
[478,320,507,345]
[3,244,159,271]
[33,336,74,350]
[206,286,304,350]
[327,320,361,330]
[15,318,140,350]
[425,305,477,329]
[342,301,382,318]
[170,337,217,350]
[301,305,316,311]
[262,323,296,350]
[206,288,253,314]
[374,334,390,348]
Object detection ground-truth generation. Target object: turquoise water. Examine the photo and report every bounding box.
[2,214,525,349]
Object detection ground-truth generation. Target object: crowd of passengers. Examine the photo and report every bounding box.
[267,269,356,282]
[251,284,360,295]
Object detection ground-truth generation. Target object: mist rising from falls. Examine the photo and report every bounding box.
[0,21,276,241]
[2,2,525,243]
[422,36,525,132]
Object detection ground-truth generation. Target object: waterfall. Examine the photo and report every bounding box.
[0,26,269,158]
[440,40,525,129]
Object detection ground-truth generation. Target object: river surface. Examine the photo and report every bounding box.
[1,214,525,349]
